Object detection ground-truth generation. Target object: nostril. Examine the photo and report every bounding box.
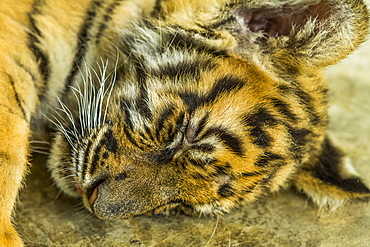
[86,179,105,209]
[88,187,99,209]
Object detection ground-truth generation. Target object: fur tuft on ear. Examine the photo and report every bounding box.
[293,137,370,211]
[231,0,369,69]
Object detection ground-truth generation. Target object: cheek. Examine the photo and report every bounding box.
[47,132,79,197]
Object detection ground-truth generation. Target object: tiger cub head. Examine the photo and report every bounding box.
[48,0,370,220]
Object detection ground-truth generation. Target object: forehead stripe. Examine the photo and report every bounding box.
[202,127,244,156]
[180,75,246,112]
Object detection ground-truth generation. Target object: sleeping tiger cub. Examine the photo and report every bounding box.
[1,0,369,245]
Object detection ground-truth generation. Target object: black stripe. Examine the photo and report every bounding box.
[241,188,253,194]
[277,84,291,92]
[279,84,321,125]
[242,170,265,177]
[27,34,49,89]
[164,124,176,143]
[144,125,156,142]
[165,118,177,143]
[207,16,236,29]
[242,108,277,129]
[216,128,244,156]
[178,159,188,169]
[150,147,177,164]
[89,142,103,175]
[82,139,93,175]
[204,75,246,103]
[241,181,259,194]
[218,183,235,198]
[83,131,102,177]
[288,127,311,147]
[151,58,216,82]
[123,96,151,130]
[120,99,134,130]
[189,143,216,153]
[194,114,209,140]
[314,138,370,194]
[169,25,227,45]
[270,98,298,122]
[242,109,274,148]
[188,157,205,167]
[133,61,152,119]
[137,136,154,149]
[213,163,232,176]
[0,104,17,116]
[179,92,203,113]
[180,76,246,112]
[135,92,152,119]
[250,126,272,148]
[123,127,143,150]
[15,60,38,87]
[27,1,50,101]
[202,127,244,156]
[255,152,284,167]
[294,89,312,108]
[155,105,175,141]
[258,177,273,195]
[87,129,118,175]
[150,0,164,17]
[194,24,224,40]
[63,0,102,97]
[104,129,118,153]
[204,157,218,166]
[133,59,147,85]
[191,172,208,181]
[166,111,185,143]
[7,74,27,119]
[168,31,229,58]
[95,0,125,44]
[294,88,321,125]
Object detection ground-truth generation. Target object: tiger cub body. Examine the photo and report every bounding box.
[0,0,369,245]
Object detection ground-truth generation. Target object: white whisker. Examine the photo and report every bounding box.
[59,174,76,180]
[31,150,50,155]
[47,56,117,153]
[30,140,51,145]
[30,146,50,150]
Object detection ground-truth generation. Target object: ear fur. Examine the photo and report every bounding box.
[293,137,370,210]
[231,0,369,70]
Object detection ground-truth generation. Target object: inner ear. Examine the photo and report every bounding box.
[235,1,330,37]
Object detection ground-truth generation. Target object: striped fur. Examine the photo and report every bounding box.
[0,0,370,245]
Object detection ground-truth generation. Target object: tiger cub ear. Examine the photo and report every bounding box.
[231,0,369,69]
[293,138,370,210]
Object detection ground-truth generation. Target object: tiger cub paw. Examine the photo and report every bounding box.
[293,137,370,210]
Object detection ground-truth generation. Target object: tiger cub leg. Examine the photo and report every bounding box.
[0,106,29,246]
[293,137,370,210]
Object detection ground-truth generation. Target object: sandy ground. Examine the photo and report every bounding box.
[15,13,370,247]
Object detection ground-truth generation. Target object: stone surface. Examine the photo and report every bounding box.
[15,18,370,247]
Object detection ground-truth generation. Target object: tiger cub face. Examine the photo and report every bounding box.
[47,0,370,220]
